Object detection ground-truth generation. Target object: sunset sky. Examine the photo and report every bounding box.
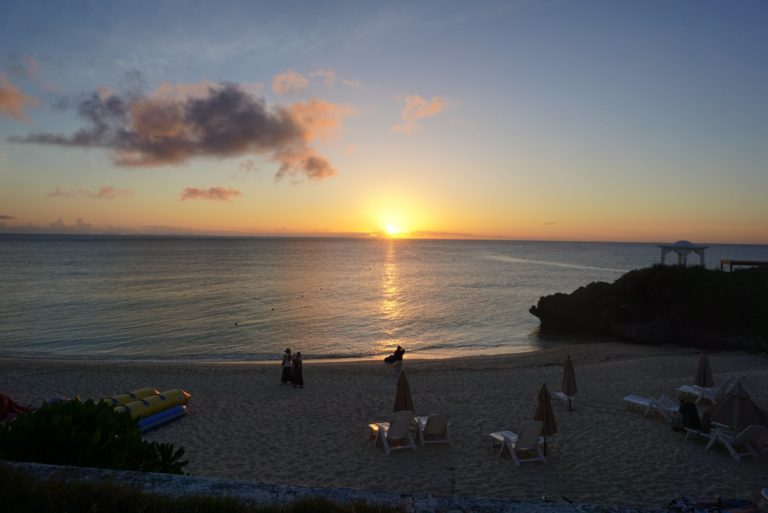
[1,1,766,243]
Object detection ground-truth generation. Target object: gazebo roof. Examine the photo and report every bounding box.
[658,240,709,250]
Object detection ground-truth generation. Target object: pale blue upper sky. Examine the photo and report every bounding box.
[1,1,767,242]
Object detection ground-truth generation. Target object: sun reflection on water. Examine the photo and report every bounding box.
[381,240,398,322]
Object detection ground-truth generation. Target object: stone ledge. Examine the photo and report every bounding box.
[9,462,659,513]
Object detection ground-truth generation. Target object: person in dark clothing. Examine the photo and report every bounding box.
[281,348,292,384]
[292,351,303,389]
[384,345,406,364]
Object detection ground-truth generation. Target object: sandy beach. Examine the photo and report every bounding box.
[1,342,766,509]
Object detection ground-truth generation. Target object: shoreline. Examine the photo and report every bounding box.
[0,343,549,367]
[2,341,766,509]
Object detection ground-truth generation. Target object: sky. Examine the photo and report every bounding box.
[0,1,767,243]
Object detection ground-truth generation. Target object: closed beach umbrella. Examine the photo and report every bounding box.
[534,383,557,455]
[695,355,714,388]
[393,371,414,412]
[704,381,768,432]
[562,355,577,411]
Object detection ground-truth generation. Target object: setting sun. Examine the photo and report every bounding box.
[385,224,402,236]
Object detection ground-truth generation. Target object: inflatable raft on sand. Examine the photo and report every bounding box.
[104,388,191,432]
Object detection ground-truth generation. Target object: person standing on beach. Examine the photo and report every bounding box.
[281,348,292,384]
[292,351,304,389]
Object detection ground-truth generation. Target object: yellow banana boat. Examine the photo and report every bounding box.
[115,388,191,420]
[103,387,160,407]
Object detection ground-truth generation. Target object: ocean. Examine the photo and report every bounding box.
[1,235,766,362]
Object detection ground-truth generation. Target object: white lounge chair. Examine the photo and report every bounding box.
[623,394,655,416]
[368,410,417,455]
[676,378,734,405]
[490,421,547,466]
[652,393,680,423]
[708,425,767,462]
[415,414,451,447]
[554,391,574,406]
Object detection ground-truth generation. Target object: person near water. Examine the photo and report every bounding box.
[384,345,406,364]
[281,348,292,384]
[292,351,304,389]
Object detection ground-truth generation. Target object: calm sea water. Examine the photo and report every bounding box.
[1,235,767,362]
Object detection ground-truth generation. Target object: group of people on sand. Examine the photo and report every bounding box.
[280,348,303,388]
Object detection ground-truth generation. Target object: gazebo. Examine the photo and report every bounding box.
[658,240,708,267]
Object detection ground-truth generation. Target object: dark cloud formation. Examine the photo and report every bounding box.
[10,82,345,181]
[0,214,15,220]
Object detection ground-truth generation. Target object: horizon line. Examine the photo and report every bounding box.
[1,231,766,247]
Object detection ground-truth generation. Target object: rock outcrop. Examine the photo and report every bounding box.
[529,265,768,352]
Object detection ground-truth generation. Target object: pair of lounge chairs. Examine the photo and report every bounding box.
[490,420,547,466]
[676,378,733,405]
[623,393,679,423]
[686,424,768,462]
[368,412,451,454]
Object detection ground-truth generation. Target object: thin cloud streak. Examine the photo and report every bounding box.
[391,94,446,135]
[180,187,242,201]
[10,81,347,181]
[48,186,134,199]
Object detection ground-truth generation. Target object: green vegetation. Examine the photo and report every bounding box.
[530,265,768,351]
[0,399,187,474]
[0,462,403,513]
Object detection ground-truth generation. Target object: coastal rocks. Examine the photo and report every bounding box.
[529,265,768,352]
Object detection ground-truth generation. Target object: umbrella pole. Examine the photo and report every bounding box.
[568,397,572,412]
[543,435,548,456]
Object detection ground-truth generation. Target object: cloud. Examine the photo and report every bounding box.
[309,69,336,86]
[49,217,93,232]
[309,69,362,88]
[391,94,446,135]
[180,186,242,201]
[341,79,363,88]
[272,70,309,95]
[0,214,15,220]
[0,73,38,121]
[5,54,39,80]
[10,81,348,181]
[48,186,134,199]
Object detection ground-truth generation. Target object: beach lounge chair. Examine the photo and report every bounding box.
[415,414,451,447]
[676,378,733,405]
[554,391,575,406]
[368,410,417,455]
[652,393,680,423]
[680,400,717,446]
[623,394,655,416]
[708,425,767,462]
[490,421,547,466]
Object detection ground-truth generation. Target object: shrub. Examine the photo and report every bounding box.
[0,462,405,513]
[0,399,187,474]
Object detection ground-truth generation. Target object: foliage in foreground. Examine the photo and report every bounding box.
[0,462,404,513]
[0,399,187,474]
[530,264,768,351]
